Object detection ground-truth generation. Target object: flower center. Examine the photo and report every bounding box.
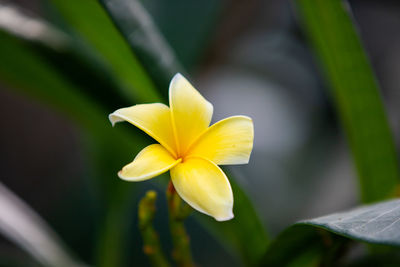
[175,149,191,163]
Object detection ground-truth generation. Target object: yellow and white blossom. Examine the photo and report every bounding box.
[109,74,254,221]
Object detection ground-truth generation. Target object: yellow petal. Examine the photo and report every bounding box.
[169,73,213,156]
[170,157,233,221]
[109,103,177,157]
[118,144,181,181]
[187,116,254,165]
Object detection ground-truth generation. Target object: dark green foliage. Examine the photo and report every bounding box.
[295,0,400,203]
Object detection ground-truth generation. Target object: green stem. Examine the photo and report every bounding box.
[138,191,170,267]
[166,181,195,267]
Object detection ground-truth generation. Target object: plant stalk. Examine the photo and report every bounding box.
[166,181,195,267]
[138,190,170,267]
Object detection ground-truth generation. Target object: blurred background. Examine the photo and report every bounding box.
[1,0,399,266]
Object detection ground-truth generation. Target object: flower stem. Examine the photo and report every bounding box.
[138,190,170,267]
[166,181,195,267]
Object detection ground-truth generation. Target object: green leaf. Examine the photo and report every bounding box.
[261,199,400,266]
[98,0,184,91]
[301,198,400,246]
[295,0,400,202]
[47,0,162,103]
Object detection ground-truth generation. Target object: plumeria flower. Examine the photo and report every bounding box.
[109,74,254,221]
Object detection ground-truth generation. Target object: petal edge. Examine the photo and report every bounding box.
[109,103,177,157]
[187,116,254,165]
[119,144,180,181]
[171,157,234,221]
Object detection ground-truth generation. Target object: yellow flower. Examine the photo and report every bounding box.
[109,74,254,221]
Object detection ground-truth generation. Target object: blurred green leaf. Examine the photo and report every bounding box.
[0,0,148,201]
[47,0,162,103]
[295,0,400,202]
[260,225,348,266]
[0,182,88,267]
[0,2,132,110]
[98,0,184,91]
[346,249,400,267]
[141,0,223,69]
[0,29,145,266]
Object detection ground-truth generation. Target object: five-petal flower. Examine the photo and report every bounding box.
[109,73,254,221]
